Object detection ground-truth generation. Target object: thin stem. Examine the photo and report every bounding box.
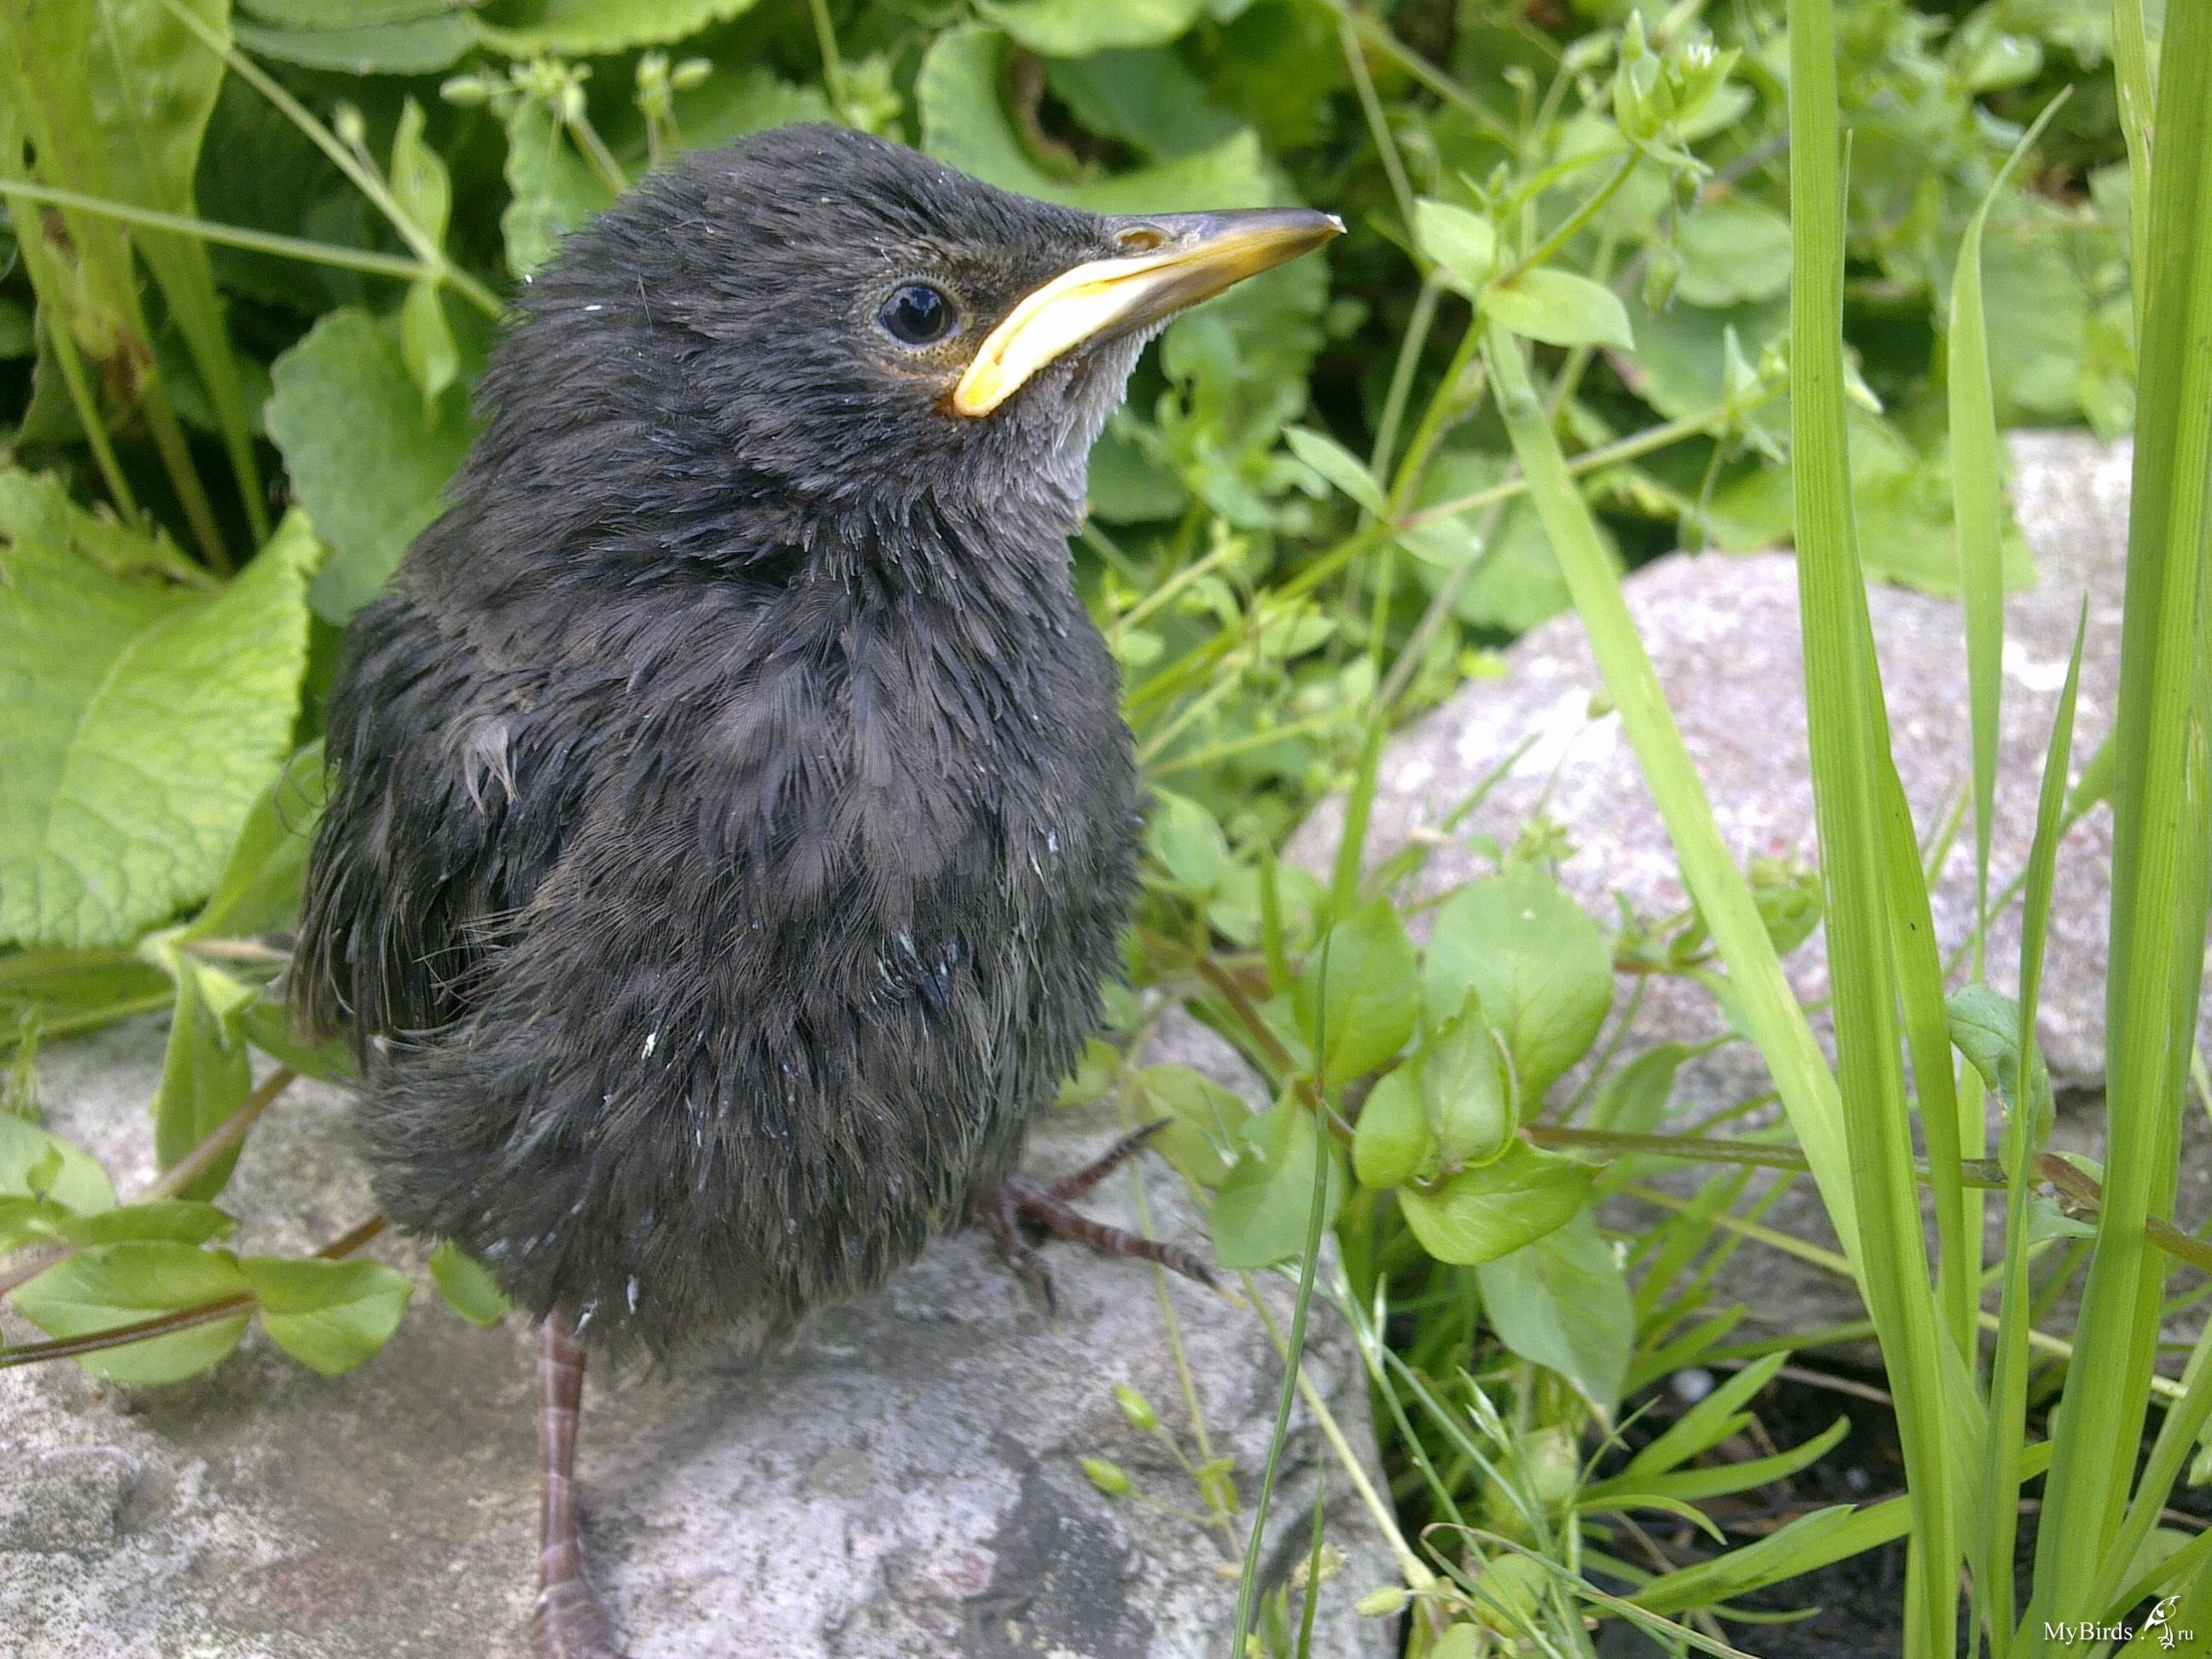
[0,1214,386,1371]
[1497,151,1640,288]
[1318,0,1514,141]
[1340,17,1417,235]
[1371,275,1442,481]
[149,0,503,319]
[807,0,855,126]
[0,1068,298,1299]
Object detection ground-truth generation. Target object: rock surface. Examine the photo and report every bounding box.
[2,1016,1395,1658]
[1290,430,2192,1338]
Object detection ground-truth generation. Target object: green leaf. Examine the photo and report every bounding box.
[1417,987,1514,1169]
[1396,1140,1592,1266]
[1476,1211,1631,1411]
[9,1240,249,1383]
[182,741,326,943]
[1413,199,1497,295]
[1350,1066,1435,1189]
[1482,269,1633,351]
[234,13,470,73]
[238,995,358,1083]
[1294,899,1418,1085]
[390,99,457,406]
[1145,789,1231,896]
[240,0,457,25]
[152,960,256,1200]
[56,1198,236,1247]
[976,0,1205,55]
[470,0,760,57]
[0,486,319,949]
[1285,427,1386,517]
[918,26,1275,217]
[265,310,474,622]
[1588,1041,1688,1135]
[1211,1101,1345,1269]
[242,1254,413,1374]
[1423,866,1612,1102]
[1673,199,1794,307]
[428,1239,511,1326]
[0,1114,114,1214]
[1947,984,2055,1165]
[498,96,615,280]
[1130,1063,1248,1189]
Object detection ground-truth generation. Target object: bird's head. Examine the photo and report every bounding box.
[474,125,1338,564]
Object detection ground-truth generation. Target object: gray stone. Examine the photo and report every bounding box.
[1289,430,2180,1341]
[2,1016,1396,1657]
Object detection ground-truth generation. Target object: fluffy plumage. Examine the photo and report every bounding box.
[295,126,1149,1355]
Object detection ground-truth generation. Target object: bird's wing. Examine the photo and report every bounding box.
[293,589,583,1047]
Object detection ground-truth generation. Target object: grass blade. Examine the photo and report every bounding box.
[1977,607,2084,1656]
[2027,3,2212,1636]
[1786,0,1959,1645]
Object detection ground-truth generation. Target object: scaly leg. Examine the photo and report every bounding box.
[973,1121,1226,1308]
[531,1312,627,1659]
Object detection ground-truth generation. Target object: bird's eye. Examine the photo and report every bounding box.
[879,282,955,346]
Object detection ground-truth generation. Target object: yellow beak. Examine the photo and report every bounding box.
[951,207,1343,417]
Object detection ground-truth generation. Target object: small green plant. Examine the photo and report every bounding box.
[1,1,2192,1655]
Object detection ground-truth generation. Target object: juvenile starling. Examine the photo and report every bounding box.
[294,123,1336,1656]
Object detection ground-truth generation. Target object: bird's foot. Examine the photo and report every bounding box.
[531,1577,628,1659]
[973,1121,1230,1309]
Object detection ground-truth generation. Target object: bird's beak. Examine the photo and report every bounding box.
[952,207,1343,417]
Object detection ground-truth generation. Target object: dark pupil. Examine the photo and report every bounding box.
[882,284,951,344]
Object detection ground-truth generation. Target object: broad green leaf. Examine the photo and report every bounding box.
[428,1238,512,1326]
[1588,1041,1688,1135]
[918,26,1274,216]
[1294,899,1418,1084]
[1350,1067,1435,1189]
[471,0,760,57]
[182,741,326,943]
[1130,1063,1248,1189]
[238,996,358,1083]
[1285,427,1386,517]
[0,1194,73,1253]
[1482,269,1633,351]
[242,1254,413,1374]
[1396,1140,1592,1266]
[1210,1101,1344,1270]
[1476,1212,1631,1411]
[235,13,470,72]
[1423,866,1612,1102]
[498,96,615,280]
[152,960,256,1200]
[1043,48,1243,162]
[0,486,318,949]
[1417,988,1514,1169]
[977,0,1204,54]
[265,309,473,621]
[57,1198,236,1247]
[1145,789,1231,896]
[239,0,456,24]
[9,1240,249,1383]
[1414,199,1497,295]
[0,1114,115,1214]
[672,65,833,149]
[1673,198,1793,306]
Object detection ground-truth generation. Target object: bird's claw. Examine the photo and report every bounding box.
[973,1124,1230,1307]
[532,1578,629,1659]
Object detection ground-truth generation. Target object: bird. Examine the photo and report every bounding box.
[293,121,1337,1657]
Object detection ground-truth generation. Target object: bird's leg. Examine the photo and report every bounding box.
[531,1312,628,1659]
[973,1121,1227,1307]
